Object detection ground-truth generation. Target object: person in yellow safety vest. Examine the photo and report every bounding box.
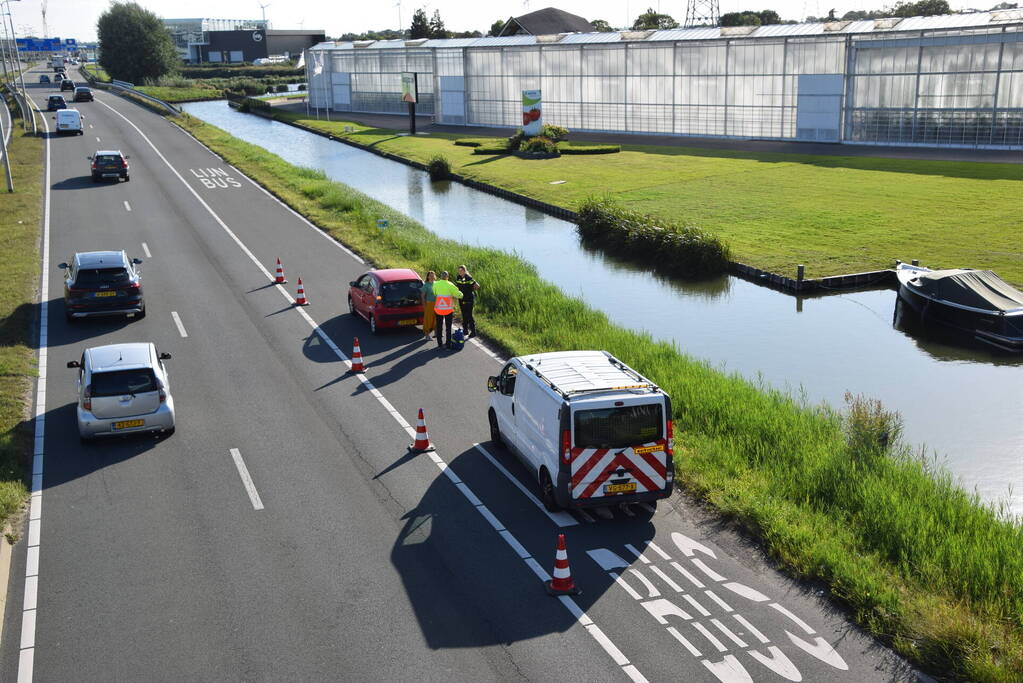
[432,271,463,350]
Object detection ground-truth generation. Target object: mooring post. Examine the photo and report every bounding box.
[912,259,919,266]
[796,264,804,291]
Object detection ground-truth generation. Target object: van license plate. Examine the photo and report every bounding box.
[398,319,418,326]
[112,419,144,430]
[604,482,637,495]
[95,291,117,297]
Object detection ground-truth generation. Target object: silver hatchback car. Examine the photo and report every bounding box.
[67,343,175,442]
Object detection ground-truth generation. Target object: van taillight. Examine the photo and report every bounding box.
[156,378,166,403]
[666,419,674,456]
[561,429,571,465]
[82,384,92,411]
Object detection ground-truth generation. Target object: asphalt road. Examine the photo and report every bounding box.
[1,65,918,682]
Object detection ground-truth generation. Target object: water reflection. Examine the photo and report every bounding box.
[893,298,1023,367]
[183,100,1023,515]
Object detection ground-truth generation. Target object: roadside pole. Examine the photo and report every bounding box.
[3,0,28,129]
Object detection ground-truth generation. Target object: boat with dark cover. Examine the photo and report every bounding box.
[896,262,1023,352]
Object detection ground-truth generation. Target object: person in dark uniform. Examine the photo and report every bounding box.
[454,265,480,338]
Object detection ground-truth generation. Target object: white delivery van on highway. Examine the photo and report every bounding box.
[54,108,84,135]
[487,350,675,512]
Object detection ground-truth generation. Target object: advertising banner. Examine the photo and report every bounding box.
[521,89,542,136]
[400,72,417,104]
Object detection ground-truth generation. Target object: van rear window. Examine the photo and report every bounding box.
[574,403,662,449]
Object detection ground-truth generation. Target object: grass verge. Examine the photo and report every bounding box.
[135,86,224,103]
[0,98,43,530]
[268,109,1023,285]
[172,112,1023,680]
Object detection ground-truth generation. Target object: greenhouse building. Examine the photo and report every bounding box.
[306,10,1023,149]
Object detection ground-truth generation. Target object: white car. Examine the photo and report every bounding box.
[487,350,674,512]
[68,343,175,442]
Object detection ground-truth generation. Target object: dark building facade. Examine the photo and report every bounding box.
[200,29,325,63]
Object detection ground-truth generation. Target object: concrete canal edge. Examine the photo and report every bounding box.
[237,104,897,296]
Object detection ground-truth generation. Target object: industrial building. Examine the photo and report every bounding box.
[164,18,324,63]
[305,10,1023,149]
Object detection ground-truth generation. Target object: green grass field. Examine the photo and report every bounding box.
[0,102,43,531]
[175,111,1023,680]
[271,111,1023,285]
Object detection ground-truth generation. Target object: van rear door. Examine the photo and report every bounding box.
[569,398,669,503]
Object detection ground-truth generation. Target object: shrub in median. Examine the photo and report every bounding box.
[427,155,451,181]
[577,196,730,278]
[540,123,568,141]
[518,135,560,158]
[560,143,620,155]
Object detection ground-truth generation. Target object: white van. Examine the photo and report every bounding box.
[54,108,84,135]
[487,350,674,512]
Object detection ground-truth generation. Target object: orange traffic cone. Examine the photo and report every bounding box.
[409,408,435,453]
[274,258,287,284]
[294,278,309,306]
[350,337,365,373]
[546,534,581,596]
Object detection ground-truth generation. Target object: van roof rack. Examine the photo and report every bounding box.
[522,351,661,399]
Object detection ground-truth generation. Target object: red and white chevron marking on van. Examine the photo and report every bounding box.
[570,440,668,500]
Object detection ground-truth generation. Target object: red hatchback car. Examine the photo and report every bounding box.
[348,268,424,334]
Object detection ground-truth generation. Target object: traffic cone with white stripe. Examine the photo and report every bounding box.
[274,258,287,284]
[546,533,581,596]
[408,408,435,453]
[350,337,365,373]
[294,278,309,306]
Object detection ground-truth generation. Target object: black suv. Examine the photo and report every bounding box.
[47,95,67,111]
[90,150,130,182]
[59,251,145,322]
[73,86,94,102]
[60,79,76,92]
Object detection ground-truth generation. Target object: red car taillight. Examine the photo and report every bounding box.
[561,429,572,465]
[666,419,674,456]
[82,384,92,412]
[91,162,96,170]
[156,378,167,404]
[118,282,140,291]
[121,159,128,169]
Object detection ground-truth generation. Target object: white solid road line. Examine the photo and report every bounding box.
[230,449,264,510]
[472,443,577,527]
[170,311,188,338]
[98,98,648,682]
[123,200,131,212]
[17,91,53,683]
[141,242,151,258]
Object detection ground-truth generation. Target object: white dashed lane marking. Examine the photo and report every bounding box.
[170,311,188,338]
[123,201,131,212]
[141,242,151,258]
[229,449,264,510]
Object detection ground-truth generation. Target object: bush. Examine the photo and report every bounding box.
[540,123,568,141]
[223,78,267,96]
[577,196,731,278]
[277,84,290,93]
[518,135,560,158]
[296,82,307,91]
[427,155,451,181]
[560,144,621,155]
[506,128,526,151]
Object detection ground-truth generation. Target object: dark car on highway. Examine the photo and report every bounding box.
[73,86,93,102]
[90,150,130,182]
[349,269,425,334]
[60,79,76,92]
[38,74,50,84]
[47,95,67,111]
[60,251,145,322]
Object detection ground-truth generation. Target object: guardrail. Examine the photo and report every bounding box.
[79,68,180,116]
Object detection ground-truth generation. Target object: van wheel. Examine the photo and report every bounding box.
[488,408,502,445]
[539,468,561,512]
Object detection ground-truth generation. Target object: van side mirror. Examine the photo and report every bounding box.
[58,262,68,269]
[86,155,93,160]
[487,376,498,393]
[66,360,80,368]
[124,155,130,159]
[159,352,172,360]
[132,258,143,265]
[349,281,357,287]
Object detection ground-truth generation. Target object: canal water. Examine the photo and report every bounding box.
[183,100,1023,516]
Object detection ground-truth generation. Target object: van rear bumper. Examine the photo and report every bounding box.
[557,470,673,509]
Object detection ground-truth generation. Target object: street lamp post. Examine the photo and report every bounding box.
[1,0,31,132]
